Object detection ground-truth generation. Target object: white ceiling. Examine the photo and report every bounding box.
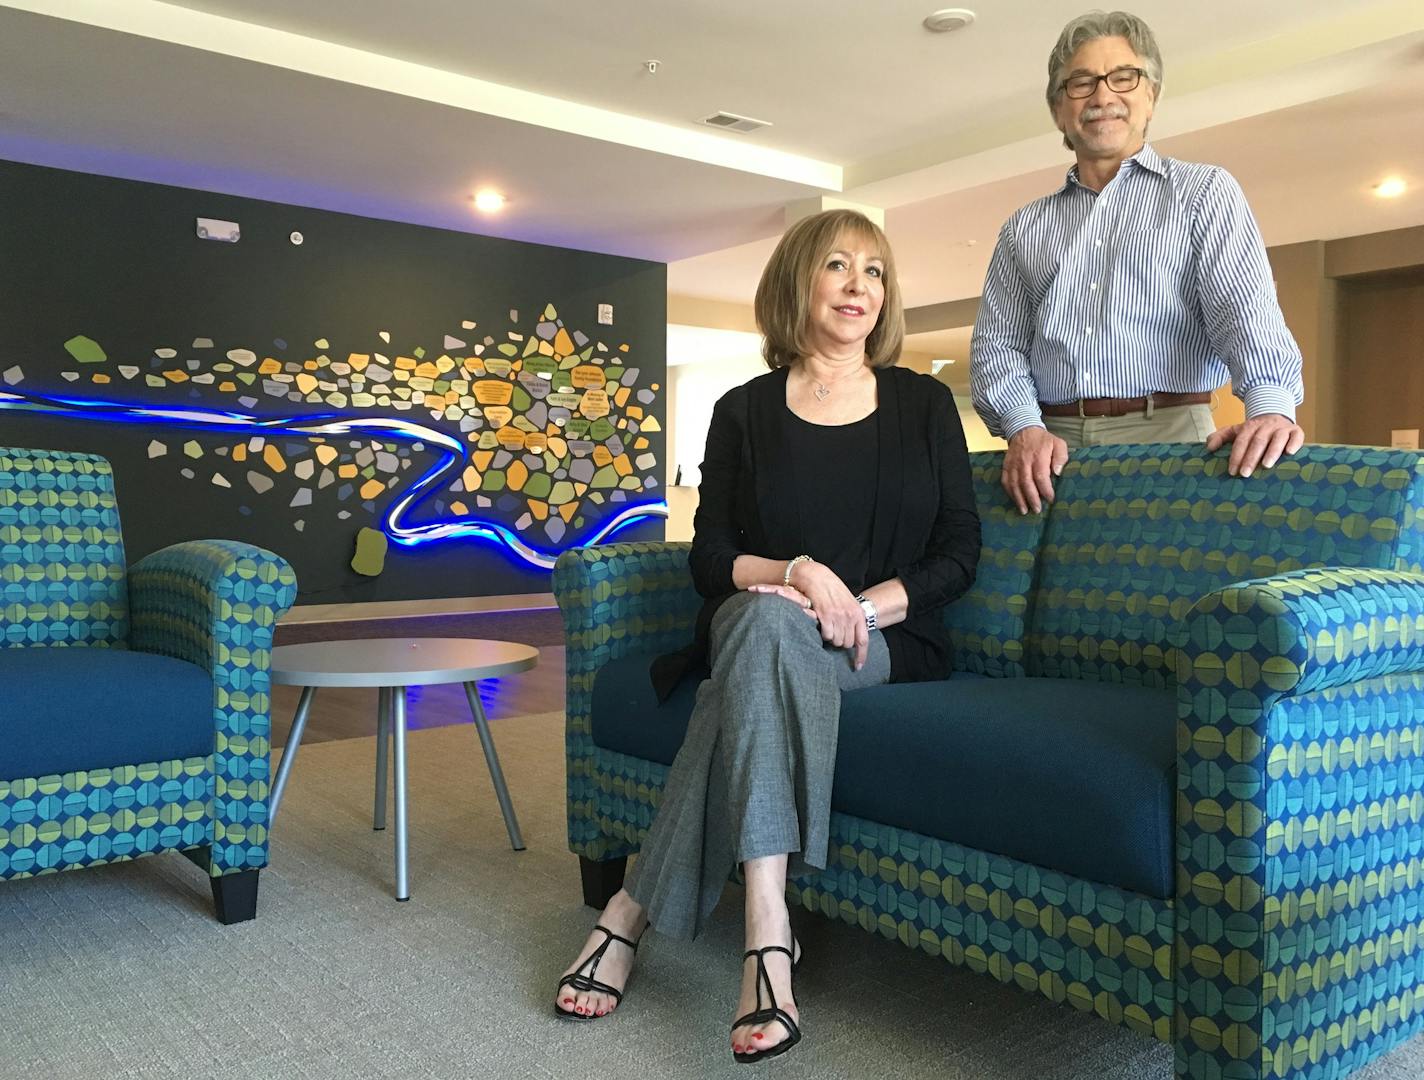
[2,0,1423,305]
[675,65,1424,307]
[111,0,1374,162]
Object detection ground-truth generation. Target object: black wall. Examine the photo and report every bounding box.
[0,160,666,603]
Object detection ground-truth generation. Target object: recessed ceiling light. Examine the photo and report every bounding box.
[473,189,506,213]
[1373,176,1407,199]
[923,8,976,33]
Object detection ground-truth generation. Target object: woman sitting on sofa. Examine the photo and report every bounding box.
[554,208,981,1062]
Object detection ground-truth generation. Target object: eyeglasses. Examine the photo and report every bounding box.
[1058,66,1147,99]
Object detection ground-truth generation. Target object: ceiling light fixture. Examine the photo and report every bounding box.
[923,8,976,33]
[473,189,506,213]
[1373,177,1407,199]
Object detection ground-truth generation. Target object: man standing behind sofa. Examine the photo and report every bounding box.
[970,10,1305,515]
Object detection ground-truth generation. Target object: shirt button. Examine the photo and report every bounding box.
[1090,282,1098,290]
[1095,239,1102,246]
[1085,327,1093,335]
[1082,374,1093,384]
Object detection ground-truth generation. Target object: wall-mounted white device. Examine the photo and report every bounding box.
[196,217,240,243]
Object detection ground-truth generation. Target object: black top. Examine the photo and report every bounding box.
[782,407,878,591]
[652,365,981,699]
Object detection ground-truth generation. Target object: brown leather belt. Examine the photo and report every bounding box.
[1038,391,1211,418]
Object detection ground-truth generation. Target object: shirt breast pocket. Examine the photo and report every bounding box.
[1111,215,1193,309]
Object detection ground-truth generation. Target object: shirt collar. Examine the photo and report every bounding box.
[1057,142,1164,194]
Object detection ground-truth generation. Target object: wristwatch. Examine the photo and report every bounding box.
[854,593,878,631]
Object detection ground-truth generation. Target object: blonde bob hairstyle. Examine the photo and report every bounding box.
[754,209,905,371]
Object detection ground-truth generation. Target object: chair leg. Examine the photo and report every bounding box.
[579,855,627,909]
[211,869,260,924]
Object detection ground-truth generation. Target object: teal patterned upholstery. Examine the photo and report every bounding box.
[943,455,1048,678]
[552,541,699,863]
[554,442,1424,1080]
[0,446,297,916]
[0,445,128,646]
[1175,568,1424,1079]
[1027,445,1424,686]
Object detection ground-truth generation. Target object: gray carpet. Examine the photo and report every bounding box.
[3,714,1420,1080]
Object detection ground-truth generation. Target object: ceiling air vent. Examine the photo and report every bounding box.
[700,111,771,134]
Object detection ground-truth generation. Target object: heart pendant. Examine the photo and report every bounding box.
[814,384,830,401]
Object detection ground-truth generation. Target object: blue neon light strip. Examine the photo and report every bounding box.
[0,388,666,569]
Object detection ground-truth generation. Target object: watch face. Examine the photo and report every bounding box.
[857,597,877,629]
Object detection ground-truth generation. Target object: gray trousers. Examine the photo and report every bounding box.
[624,591,891,940]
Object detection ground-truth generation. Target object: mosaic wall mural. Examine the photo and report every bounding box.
[0,160,668,601]
[0,309,665,571]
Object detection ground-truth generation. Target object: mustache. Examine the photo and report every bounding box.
[1081,105,1128,122]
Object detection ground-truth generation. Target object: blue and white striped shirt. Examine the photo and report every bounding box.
[970,144,1303,440]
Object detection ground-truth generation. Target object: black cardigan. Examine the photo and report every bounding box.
[653,365,981,699]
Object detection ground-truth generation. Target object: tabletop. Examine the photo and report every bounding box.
[270,637,540,688]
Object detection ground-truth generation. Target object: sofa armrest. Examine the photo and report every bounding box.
[1178,567,1424,703]
[1173,567,1424,1077]
[552,541,699,860]
[127,540,298,877]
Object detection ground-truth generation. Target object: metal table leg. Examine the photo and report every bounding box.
[392,685,410,901]
[463,680,525,851]
[374,686,390,831]
[269,685,318,825]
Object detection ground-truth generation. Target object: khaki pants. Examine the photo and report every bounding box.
[1042,403,1215,449]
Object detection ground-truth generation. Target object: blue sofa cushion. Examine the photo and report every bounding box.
[591,655,1176,899]
[593,656,709,768]
[0,647,214,779]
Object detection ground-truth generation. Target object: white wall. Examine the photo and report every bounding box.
[958,403,1007,452]
[670,352,769,487]
[664,352,767,539]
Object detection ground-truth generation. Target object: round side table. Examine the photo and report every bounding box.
[268,637,538,900]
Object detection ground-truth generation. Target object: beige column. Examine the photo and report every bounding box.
[1268,241,1339,442]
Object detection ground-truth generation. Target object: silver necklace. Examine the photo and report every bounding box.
[809,367,862,401]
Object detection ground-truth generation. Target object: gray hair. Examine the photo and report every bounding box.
[1045,10,1164,108]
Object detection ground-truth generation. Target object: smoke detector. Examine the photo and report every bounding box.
[923,8,976,33]
[700,111,772,134]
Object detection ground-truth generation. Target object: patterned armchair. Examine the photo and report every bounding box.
[554,443,1424,1080]
[0,446,297,922]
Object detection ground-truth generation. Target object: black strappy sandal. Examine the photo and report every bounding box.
[554,924,642,1021]
[731,944,802,1064]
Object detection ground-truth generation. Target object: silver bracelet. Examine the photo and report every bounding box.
[783,554,812,588]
